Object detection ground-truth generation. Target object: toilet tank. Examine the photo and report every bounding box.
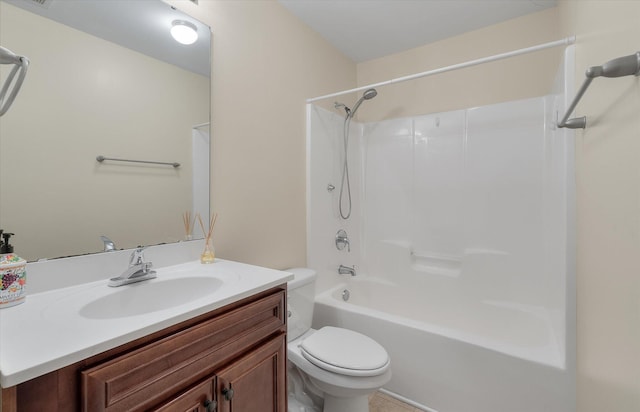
[285,268,317,342]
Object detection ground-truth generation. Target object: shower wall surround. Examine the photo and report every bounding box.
[307,89,574,410]
[311,95,569,359]
[363,96,567,319]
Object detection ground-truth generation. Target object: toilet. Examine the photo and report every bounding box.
[286,268,391,412]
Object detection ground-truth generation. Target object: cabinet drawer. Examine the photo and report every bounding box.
[81,289,285,411]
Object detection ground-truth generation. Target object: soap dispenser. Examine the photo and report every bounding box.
[0,232,27,308]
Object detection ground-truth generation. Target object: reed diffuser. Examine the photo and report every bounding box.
[197,212,218,264]
[182,211,195,240]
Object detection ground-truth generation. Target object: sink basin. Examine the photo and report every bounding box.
[79,277,223,319]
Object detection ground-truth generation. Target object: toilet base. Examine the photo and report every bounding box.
[323,394,369,412]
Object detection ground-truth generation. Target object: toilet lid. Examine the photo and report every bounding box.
[299,326,390,377]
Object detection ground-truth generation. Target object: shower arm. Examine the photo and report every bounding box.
[0,46,30,117]
[558,51,640,129]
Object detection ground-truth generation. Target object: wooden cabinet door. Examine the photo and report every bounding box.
[216,334,287,412]
[152,379,216,412]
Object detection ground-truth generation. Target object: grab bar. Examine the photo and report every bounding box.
[558,52,640,129]
[96,155,180,168]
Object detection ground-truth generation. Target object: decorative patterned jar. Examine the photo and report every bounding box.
[0,254,26,308]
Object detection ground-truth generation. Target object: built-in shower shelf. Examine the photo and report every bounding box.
[410,249,462,277]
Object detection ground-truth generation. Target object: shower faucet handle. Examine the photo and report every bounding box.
[335,229,350,252]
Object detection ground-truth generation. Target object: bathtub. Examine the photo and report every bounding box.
[313,277,574,412]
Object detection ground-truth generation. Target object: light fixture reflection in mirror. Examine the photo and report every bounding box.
[171,20,199,45]
[0,0,211,262]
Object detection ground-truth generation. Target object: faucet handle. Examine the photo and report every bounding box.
[129,246,148,266]
[335,229,350,252]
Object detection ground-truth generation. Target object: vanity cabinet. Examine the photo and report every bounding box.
[2,286,287,412]
[151,335,285,412]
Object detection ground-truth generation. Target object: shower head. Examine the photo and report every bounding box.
[363,88,378,100]
[350,88,377,117]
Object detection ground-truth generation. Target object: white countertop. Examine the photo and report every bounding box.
[0,258,292,387]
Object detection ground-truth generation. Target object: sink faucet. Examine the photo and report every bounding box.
[338,264,356,276]
[108,247,157,287]
[101,235,115,252]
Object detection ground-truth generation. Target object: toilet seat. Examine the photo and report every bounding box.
[299,326,390,377]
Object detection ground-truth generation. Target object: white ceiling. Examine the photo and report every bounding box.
[278,0,558,62]
[3,0,557,74]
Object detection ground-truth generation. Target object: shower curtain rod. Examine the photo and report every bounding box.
[306,36,576,103]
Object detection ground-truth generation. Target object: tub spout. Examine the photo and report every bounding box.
[338,264,356,276]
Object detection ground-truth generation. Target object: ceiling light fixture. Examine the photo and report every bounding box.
[171,20,198,45]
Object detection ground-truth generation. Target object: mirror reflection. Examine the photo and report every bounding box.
[0,0,211,261]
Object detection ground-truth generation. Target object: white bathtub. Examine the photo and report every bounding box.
[313,277,574,412]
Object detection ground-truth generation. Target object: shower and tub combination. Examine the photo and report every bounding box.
[306,41,578,412]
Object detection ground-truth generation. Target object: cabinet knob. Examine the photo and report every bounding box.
[222,386,235,401]
[203,399,217,412]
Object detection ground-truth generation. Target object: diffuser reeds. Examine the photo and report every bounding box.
[197,212,218,264]
[182,211,195,240]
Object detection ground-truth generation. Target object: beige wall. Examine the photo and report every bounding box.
[558,1,640,411]
[166,0,356,269]
[0,3,209,261]
[356,8,562,121]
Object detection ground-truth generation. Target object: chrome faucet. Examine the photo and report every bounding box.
[335,229,350,252]
[100,235,115,252]
[338,264,356,276]
[108,247,157,287]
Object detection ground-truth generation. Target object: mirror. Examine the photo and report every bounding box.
[0,0,211,261]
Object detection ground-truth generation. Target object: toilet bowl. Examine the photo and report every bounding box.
[286,268,391,412]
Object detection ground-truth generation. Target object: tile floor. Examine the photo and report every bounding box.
[369,391,422,412]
